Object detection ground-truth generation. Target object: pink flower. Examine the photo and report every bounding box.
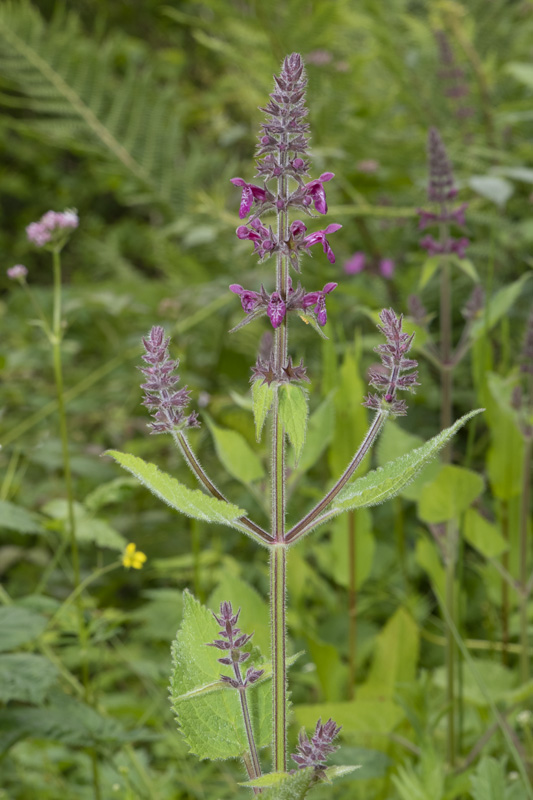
[26,209,79,247]
[7,264,28,280]
[267,292,286,329]
[379,258,395,279]
[302,282,337,326]
[344,252,366,274]
[229,284,262,314]
[303,223,342,263]
[302,172,334,214]
[230,178,269,219]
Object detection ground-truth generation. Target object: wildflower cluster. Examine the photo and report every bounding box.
[26,209,79,249]
[7,264,28,281]
[434,30,473,123]
[291,718,341,771]
[418,128,469,259]
[140,326,199,435]
[207,602,264,689]
[230,53,341,372]
[363,309,419,416]
[344,251,395,279]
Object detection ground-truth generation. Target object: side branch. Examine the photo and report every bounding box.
[174,431,273,544]
[285,411,386,544]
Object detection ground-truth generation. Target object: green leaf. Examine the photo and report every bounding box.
[329,411,483,516]
[260,768,315,799]
[279,384,309,465]
[294,700,404,735]
[469,175,514,208]
[376,421,441,501]
[0,654,58,704]
[0,500,45,534]
[252,380,275,442]
[463,508,508,559]
[469,273,532,342]
[306,635,347,702]
[485,374,525,499]
[415,537,446,598]
[328,346,369,478]
[419,256,441,289]
[0,606,47,652]
[43,500,126,551]
[205,418,265,484]
[469,756,508,800]
[239,772,294,788]
[315,508,374,591]
[298,311,329,338]
[450,255,479,283]
[290,393,335,476]
[106,450,247,527]
[359,608,419,698]
[84,477,137,513]
[324,765,361,783]
[505,61,533,88]
[169,591,272,760]
[417,465,484,524]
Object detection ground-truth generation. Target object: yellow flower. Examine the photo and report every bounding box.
[122,542,147,570]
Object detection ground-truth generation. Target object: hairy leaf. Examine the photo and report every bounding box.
[329,410,483,516]
[106,450,247,528]
[279,384,309,465]
[169,591,271,761]
[252,381,275,442]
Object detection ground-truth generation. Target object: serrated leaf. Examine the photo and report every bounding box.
[252,381,275,442]
[279,384,309,465]
[328,410,483,516]
[261,768,315,799]
[0,654,58,704]
[290,393,335,476]
[417,465,484,524]
[469,756,508,800]
[169,591,272,760]
[0,500,45,534]
[376,421,440,501]
[205,418,265,485]
[0,606,47,652]
[324,765,361,783]
[106,450,247,527]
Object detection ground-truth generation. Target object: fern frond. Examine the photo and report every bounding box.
[0,1,188,211]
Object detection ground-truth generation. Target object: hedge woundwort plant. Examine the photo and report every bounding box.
[108,54,481,795]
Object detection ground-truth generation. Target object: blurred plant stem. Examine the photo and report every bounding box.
[500,499,510,666]
[519,434,532,683]
[52,247,101,800]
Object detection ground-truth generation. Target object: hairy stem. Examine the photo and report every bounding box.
[285,411,386,544]
[270,543,287,772]
[174,431,272,545]
[347,510,357,699]
[233,664,262,791]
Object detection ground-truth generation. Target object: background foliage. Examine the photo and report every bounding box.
[1,0,532,797]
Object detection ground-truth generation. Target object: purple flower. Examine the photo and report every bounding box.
[363,309,419,416]
[292,717,341,770]
[26,209,79,248]
[229,284,262,314]
[236,218,276,259]
[379,258,395,279]
[302,282,337,326]
[7,264,28,280]
[303,223,342,263]
[420,234,469,259]
[230,178,269,219]
[301,172,335,214]
[139,326,199,434]
[267,292,286,329]
[207,601,264,688]
[344,252,366,274]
